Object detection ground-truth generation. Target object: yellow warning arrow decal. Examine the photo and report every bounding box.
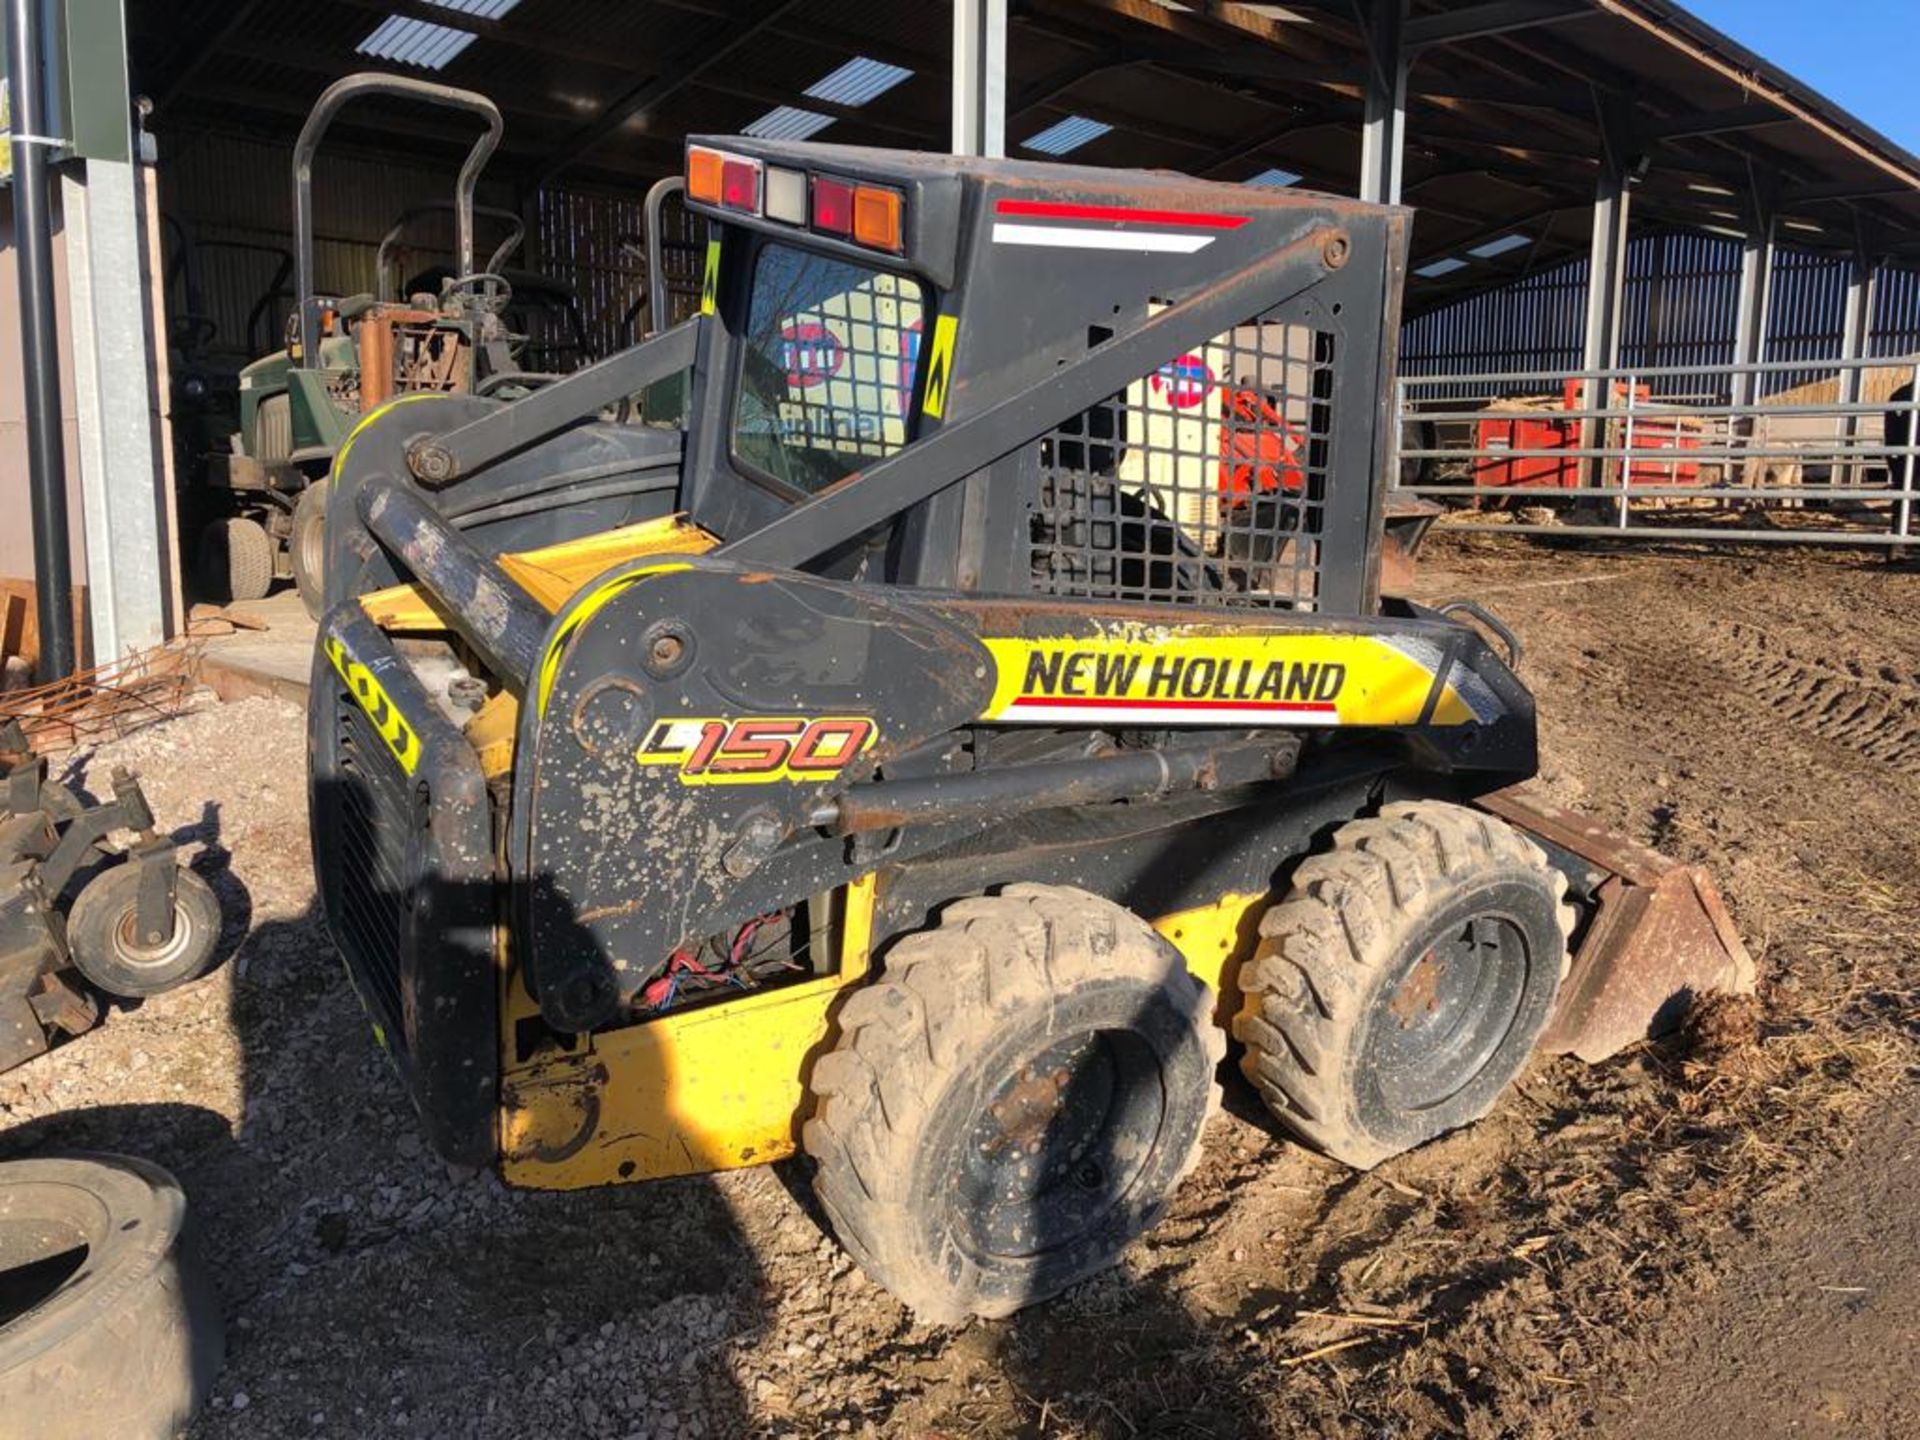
[921,313,959,419]
[700,236,722,316]
[325,631,422,774]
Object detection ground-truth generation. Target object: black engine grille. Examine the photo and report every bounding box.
[331,688,415,1049]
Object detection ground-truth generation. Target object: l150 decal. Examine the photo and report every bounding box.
[978,631,1476,729]
[636,716,878,785]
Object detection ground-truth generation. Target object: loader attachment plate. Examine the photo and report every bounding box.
[1479,785,1755,1063]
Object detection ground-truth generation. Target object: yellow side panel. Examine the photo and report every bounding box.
[499,875,876,1189]
[1153,891,1271,1027]
[499,516,718,612]
[358,515,717,630]
[497,881,1270,1190]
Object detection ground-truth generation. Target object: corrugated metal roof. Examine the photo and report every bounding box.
[130,0,1920,306]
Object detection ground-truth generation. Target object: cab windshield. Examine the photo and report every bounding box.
[732,241,927,496]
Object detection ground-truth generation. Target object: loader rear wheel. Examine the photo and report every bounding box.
[804,884,1223,1323]
[1235,801,1573,1169]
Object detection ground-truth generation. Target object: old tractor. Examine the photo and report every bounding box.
[192,74,571,617]
[307,138,1751,1321]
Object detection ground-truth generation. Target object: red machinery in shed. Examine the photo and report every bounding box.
[1474,380,1705,492]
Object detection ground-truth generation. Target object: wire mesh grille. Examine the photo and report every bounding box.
[1029,317,1335,609]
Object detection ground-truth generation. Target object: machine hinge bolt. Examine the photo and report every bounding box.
[650,635,684,668]
[407,441,457,486]
[1322,234,1350,270]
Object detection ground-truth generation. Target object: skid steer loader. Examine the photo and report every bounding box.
[308,139,1751,1321]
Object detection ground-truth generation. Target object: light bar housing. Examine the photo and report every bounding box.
[684,144,908,259]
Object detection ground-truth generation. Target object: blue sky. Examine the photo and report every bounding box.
[1682,0,1919,153]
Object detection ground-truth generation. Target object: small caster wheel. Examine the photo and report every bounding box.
[65,865,221,998]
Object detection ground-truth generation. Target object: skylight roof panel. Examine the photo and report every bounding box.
[743,105,836,142]
[1022,115,1113,156]
[357,16,478,71]
[1468,233,1531,259]
[1246,166,1303,187]
[805,57,913,108]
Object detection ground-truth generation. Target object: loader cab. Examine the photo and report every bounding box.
[672,136,1401,613]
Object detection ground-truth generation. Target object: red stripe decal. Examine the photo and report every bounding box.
[994,198,1250,231]
[1008,696,1336,713]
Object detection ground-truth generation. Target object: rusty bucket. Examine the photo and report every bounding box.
[1479,785,1756,1063]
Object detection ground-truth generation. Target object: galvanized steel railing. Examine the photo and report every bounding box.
[1393,355,1920,547]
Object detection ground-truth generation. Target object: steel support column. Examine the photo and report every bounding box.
[1838,249,1877,400]
[1730,224,1776,410]
[951,0,1006,158]
[1581,169,1632,378]
[1580,108,1635,493]
[5,0,77,679]
[1358,0,1408,206]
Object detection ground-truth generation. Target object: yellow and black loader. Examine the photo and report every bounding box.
[308,135,1751,1320]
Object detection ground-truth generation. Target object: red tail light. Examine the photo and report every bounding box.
[811,176,854,236]
[720,158,762,215]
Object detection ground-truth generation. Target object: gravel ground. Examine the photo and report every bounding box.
[2,537,1916,1438]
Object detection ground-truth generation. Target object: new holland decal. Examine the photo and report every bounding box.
[979,632,1478,729]
[637,716,878,785]
[325,631,421,774]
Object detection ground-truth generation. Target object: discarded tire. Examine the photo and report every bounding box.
[65,865,221,999]
[0,1154,223,1439]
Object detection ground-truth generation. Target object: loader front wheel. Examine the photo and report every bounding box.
[804,884,1223,1323]
[1235,801,1573,1169]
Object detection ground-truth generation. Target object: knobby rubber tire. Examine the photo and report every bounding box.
[0,1154,223,1439]
[1234,801,1573,1169]
[804,884,1225,1323]
[196,517,274,604]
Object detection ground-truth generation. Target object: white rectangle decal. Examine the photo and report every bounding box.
[990,222,1215,254]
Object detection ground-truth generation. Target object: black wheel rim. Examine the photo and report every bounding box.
[1364,914,1532,1113]
[951,1029,1167,1261]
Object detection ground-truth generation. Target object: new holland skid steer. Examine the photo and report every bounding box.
[308,139,1752,1321]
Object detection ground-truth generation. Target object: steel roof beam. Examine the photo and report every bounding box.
[1640,102,1790,142]
[534,0,807,184]
[1404,0,1592,50]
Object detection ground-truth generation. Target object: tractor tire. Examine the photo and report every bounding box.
[65,865,221,999]
[194,516,274,604]
[290,480,329,621]
[1234,801,1573,1169]
[804,884,1224,1323]
[0,1154,223,1439]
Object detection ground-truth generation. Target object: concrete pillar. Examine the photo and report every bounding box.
[1359,0,1409,206]
[951,0,1006,159]
[61,155,170,659]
